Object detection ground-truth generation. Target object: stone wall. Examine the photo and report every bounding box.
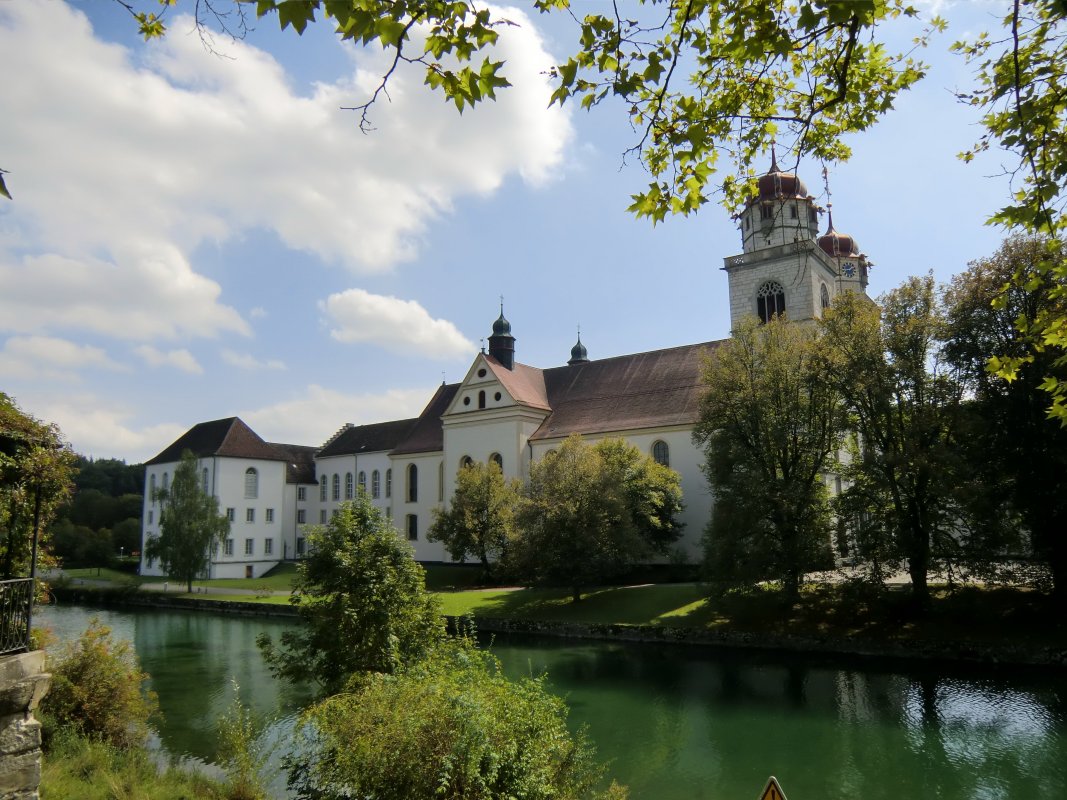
[0,651,49,800]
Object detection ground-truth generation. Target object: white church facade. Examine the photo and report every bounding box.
[140,158,870,579]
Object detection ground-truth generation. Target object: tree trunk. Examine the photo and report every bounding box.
[187,577,193,594]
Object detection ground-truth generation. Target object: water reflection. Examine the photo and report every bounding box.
[37,607,1067,800]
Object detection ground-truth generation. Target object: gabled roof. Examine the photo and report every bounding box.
[269,442,319,484]
[391,383,460,456]
[530,340,727,440]
[146,417,287,466]
[484,356,550,410]
[316,418,420,459]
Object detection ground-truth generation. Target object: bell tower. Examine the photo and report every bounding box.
[723,153,868,328]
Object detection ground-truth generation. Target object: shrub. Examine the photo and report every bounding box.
[43,619,158,749]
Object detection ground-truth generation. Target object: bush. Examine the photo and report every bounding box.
[288,638,623,800]
[42,619,158,749]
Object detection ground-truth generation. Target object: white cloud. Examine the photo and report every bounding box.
[321,289,475,359]
[221,349,286,371]
[17,392,188,462]
[242,384,435,446]
[249,307,268,320]
[0,335,126,381]
[134,345,203,374]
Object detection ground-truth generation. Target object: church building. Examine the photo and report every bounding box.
[140,159,870,579]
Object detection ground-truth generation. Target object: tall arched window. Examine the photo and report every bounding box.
[371,470,381,499]
[652,440,670,467]
[245,467,258,498]
[386,469,392,498]
[202,468,210,494]
[489,453,503,470]
[820,283,831,311]
[757,280,786,323]
[438,462,444,501]
[161,472,169,492]
[478,390,486,409]
[332,474,340,501]
[320,475,327,502]
[407,464,418,502]
[358,471,367,494]
[150,474,157,501]
[344,472,354,500]
[460,455,473,469]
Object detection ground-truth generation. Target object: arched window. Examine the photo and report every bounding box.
[320,475,327,502]
[358,471,366,494]
[150,474,157,501]
[345,472,354,500]
[757,280,786,323]
[820,283,831,311]
[652,440,670,467]
[406,514,418,541]
[407,464,418,503]
[162,472,169,492]
[332,474,340,501]
[371,470,381,498]
[386,469,392,498]
[489,453,503,470]
[460,455,473,469]
[478,390,486,409]
[245,467,258,498]
[438,462,444,501]
[202,468,209,494]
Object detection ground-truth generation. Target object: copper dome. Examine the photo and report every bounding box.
[755,150,810,201]
[817,210,860,258]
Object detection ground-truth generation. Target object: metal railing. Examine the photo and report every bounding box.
[0,578,34,656]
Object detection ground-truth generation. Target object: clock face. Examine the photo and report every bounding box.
[842,262,856,278]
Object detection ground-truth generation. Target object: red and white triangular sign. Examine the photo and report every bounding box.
[758,776,789,800]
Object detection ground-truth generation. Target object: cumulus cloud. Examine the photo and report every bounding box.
[0,335,126,381]
[242,384,436,446]
[221,349,286,371]
[321,289,475,359]
[134,345,203,374]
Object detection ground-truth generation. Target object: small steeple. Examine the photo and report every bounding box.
[568,327,589,365]
[487,298,515,370]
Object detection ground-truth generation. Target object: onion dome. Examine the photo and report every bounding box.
[817,207,861,258]
[755,149,810,201]
[568,333,589,365]
[492,309,511,336]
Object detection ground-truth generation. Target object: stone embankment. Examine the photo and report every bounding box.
[48,585,1067,669]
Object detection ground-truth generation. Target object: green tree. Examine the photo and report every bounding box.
[257,495,444,695]
[820,277,966,609]
[43,619,158,749]
[144,449,229,593]
[288,637,624,800]
[953,1,1067,421]
[513,435,682,601]
[428,459,521,578]
[694,316,843,600]
[943,235,1067,603]
[0,393,75,579]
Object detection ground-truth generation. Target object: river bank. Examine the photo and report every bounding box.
[47,583,1067,669]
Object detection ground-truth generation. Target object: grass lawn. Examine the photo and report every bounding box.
[60,567,143,585]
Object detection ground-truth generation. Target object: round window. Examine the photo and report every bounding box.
[477,368,487,378]
[463,396,471,406]
[494,392,502,401]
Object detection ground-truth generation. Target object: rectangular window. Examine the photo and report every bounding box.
[298,486,306,502]
[406,513,418,541]
[246,508,255,523]
[224,539,234,556]
[244,538,254,556]
[264,538,273,555]
[296,537,306,556]
[266,508,274,523]
[226,507,235,522]
[297,509,306,524]
[319,509,327,524]
[147,510,153,524]
[386,507,392,519]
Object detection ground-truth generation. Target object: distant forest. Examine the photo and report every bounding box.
[50,457,144,568]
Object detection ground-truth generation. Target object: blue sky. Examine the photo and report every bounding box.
[0,1,1010,462]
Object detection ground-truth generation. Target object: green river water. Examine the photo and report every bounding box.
[37,604,1067,800]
